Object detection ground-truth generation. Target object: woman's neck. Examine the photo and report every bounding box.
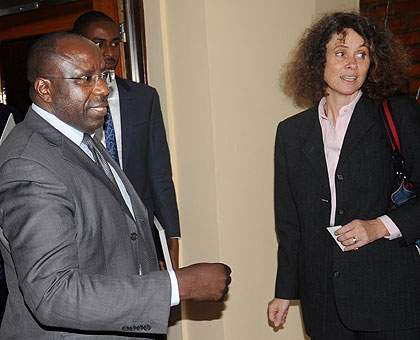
[324,91,360,127]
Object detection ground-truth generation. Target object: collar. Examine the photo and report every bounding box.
[32,103,94,147]
[318,90,363,121]
[108,78,119,100]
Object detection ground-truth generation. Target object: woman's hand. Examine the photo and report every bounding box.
[268,298,290,327]
[336,219,389,251]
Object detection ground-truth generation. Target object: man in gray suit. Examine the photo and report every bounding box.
[0,32,231,339]
[73,11,181,269]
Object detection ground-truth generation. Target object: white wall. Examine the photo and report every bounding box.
[144,1,358,339]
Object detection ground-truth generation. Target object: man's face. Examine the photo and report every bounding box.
[46,37,109,133]
[82,21,120,71]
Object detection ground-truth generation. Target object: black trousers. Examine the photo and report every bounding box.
[0,278,7,325]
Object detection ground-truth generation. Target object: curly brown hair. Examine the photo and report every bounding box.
[281,12,412,108]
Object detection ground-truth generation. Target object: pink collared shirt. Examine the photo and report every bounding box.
[318,91,401,239]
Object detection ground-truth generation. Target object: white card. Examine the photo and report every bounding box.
[326,225,345,251]
[154,216,173,271]
[0,113,15,145]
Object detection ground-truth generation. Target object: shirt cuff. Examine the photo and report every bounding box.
[168,269,180,306]
[379,215,401,240]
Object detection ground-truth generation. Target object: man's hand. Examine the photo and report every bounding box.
[268,298,290,327]
[175,263,231,301]
[167,238,179,269]
[336,218,389,251]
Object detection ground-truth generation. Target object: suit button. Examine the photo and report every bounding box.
[130,232,138,241]
[338,208,344,215]
[336,174,344,180]
[333,270,340,278]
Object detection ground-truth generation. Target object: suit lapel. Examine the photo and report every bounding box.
[116,77,136,170]
[300,108,330,193]
[338,95,378,165]
[113,159,151,240]
[25,109,134,220]
[89,136,136,219]
[299,96,379,192]
[89,136,152,235]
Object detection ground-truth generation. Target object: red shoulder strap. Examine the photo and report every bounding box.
[381,99,401,153]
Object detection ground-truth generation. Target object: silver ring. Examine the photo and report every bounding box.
[352,237,357,244]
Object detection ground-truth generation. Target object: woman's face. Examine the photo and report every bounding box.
[324,28,370,103]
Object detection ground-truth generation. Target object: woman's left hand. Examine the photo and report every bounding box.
[336,219,389,251]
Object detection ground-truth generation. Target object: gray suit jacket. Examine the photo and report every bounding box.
[0,108,171,339]
[274,95,420,338]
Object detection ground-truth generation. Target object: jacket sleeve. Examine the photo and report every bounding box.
[147,89,180,238]
[274,122,301,299]
[386,96,420,244]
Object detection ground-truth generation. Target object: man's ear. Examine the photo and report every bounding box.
[33,78,53,103]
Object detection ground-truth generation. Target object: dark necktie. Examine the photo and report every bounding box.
[82,133,118,188]
[104,107,120,165]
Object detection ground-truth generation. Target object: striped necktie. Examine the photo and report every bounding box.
[82,133,118,188]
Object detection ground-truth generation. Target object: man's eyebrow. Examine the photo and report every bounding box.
[78,68,95,76]
[92,37,120,42]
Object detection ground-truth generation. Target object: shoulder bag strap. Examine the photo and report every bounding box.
[380,99,401,154]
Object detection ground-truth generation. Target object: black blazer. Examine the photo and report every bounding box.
[116,77,180,238]
[0,104,23,134]
[274,95,420,338]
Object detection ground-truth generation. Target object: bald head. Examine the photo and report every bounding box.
[27,32,74,85]
[26,32,101,101]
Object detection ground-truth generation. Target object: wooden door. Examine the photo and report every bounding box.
[0,0,125,114]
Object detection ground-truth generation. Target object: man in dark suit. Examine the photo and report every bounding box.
[73,11,180,268]
[0,103,23,325]
[0,104,23,134]
[0,31,230,339]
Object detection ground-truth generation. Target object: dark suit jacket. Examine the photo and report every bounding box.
[0,104,24,134]
[116,77,180,238]
[274,95,420,338]
[0,108,171,339]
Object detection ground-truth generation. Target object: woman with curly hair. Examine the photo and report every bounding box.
[268,12,420,340]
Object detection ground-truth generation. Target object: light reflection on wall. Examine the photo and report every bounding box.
[0,72,6,104]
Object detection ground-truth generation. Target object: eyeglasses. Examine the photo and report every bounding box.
[41,70,110,87]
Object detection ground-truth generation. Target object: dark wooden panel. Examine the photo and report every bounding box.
[0,0,92,41]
